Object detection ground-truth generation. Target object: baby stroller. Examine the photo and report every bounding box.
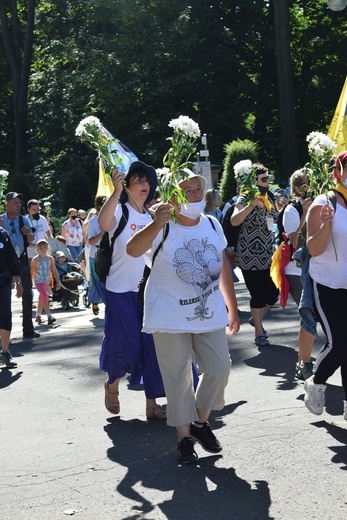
[52,250,86,310]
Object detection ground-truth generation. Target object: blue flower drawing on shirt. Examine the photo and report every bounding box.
[173,237,222,321]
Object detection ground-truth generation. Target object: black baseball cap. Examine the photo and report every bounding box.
[5,192,24,201]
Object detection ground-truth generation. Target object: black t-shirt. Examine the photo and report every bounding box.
[0,227,21,278]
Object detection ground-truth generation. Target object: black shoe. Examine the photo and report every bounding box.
[190,422,222,453]
[177,437,198,464]
[0,350,17,368]
[23,331,40,338]
[295,361,314,381]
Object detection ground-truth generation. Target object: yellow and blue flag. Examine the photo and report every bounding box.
[96,131,138,197]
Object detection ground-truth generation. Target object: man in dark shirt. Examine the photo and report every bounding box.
[0,192,40,339]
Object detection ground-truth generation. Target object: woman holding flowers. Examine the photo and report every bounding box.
[304,150,347,418]
[127,170,240,464]
[98,161,166,420]
[231,162,279,347]
[126,115,239,465]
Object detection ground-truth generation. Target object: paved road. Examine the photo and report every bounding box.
[1,274,346,520]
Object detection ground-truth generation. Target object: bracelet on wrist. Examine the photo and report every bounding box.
[111,193,120,200]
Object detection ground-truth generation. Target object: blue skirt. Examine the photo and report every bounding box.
[100,289,165,399]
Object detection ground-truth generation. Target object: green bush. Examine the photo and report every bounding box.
[219,139,260,204]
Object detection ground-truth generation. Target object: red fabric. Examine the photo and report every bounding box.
[279,242,292,309]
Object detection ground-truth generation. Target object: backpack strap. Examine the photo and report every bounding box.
[109,204,129,257]
[152,222,170,265]
[206,215,216,231]
[327,190,337,211]
[18,214,29,250]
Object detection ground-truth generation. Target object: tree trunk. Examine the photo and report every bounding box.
[0,0,36,176]
[272,0,299,181]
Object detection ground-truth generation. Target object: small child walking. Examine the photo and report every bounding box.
[31,239,61,325]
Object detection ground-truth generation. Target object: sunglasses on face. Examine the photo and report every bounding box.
[258,176,270,183]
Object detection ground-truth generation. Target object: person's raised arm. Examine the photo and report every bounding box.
[307,202,334,257]
[231,198,264,227]
[126,202,171,257]
[98,169,124,232]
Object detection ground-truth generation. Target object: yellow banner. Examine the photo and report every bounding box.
[96,160,113,197]
[328,76,347,153]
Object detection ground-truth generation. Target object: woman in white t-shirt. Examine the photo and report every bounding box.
[98,161,166,421]
[61,208,84,261]
[304,151,347,418]
[87,200,105,314]
[127,170,240,464]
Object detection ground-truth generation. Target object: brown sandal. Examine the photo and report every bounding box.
[146,404,167,420]
[104,380,120,415]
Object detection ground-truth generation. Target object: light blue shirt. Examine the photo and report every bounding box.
[0,213,31,256]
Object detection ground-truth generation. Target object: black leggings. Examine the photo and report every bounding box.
[313,282,347,399]
[241,268,279,309]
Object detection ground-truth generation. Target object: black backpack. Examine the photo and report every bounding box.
[276,200,303,244]
[221,203,241,249]
[95,204,129,283]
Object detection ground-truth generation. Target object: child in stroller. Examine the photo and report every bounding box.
[53,251,85,310]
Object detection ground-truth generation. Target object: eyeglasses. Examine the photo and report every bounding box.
[258,176,270,183]
[131,178,149,186]
[9,221,16,234]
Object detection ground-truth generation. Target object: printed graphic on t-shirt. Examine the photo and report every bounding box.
[129,222,147,234]
[173,237,222,321]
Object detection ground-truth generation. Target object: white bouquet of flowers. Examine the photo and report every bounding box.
[305,131,338,259]
[75,116,124,176]
[157,115,201,211]
[233,159,260,202]
[43,201,52,216]
[305,131,337,199]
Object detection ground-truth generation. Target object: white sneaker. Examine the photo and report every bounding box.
[304,376,326,415]
[344,401,347,421]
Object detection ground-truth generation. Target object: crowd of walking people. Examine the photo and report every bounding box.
[1,148,347,464]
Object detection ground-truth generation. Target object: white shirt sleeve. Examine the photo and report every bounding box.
[283,203,301,236]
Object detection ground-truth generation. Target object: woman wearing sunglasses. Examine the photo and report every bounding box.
[231,163,279,346]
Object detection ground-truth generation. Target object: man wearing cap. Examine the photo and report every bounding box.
[0,192,40,339]
[26,199,52,265]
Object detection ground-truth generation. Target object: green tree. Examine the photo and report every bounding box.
[219,139,260,204]
[0,0,36,180]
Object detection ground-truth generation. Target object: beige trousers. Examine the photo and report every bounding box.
[153,329,231,427]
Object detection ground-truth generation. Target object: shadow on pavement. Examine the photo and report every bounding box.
[312,420,347,470]
[244,343,298,391]
[104,417,273,520]
[0,368,23,388]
